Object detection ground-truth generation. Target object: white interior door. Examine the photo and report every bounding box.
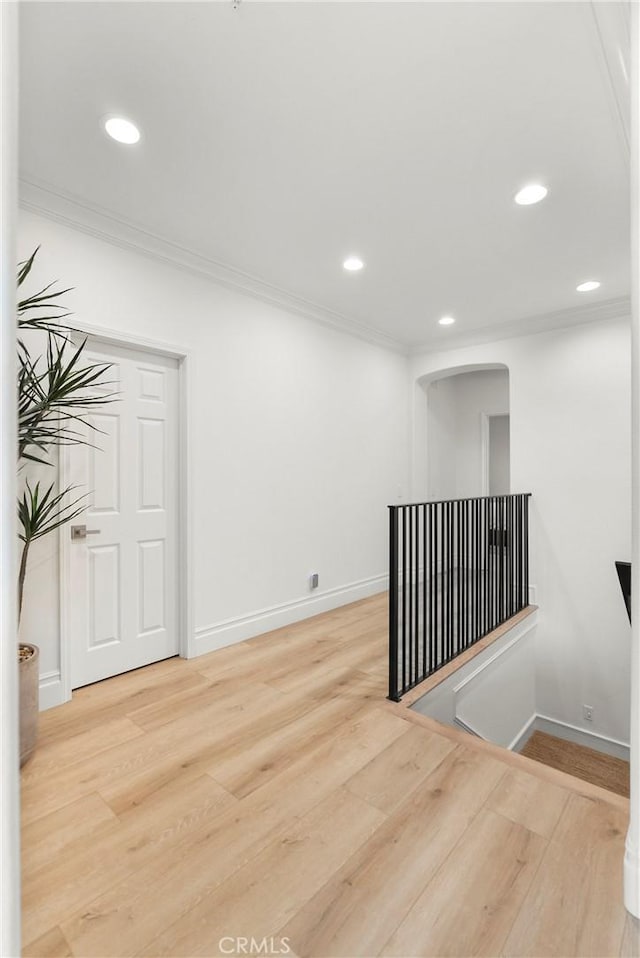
[67,339,180,689]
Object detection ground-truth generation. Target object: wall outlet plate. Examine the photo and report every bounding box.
[583,704,594,722]
[310,573,319,589]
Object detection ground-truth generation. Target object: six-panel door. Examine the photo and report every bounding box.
[68,340,179,689]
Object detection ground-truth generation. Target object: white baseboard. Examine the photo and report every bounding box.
[508,714,537,752]
[38,670,66,711]
[192,573,388,658]
[453,717,483,738]
[527,714,630,762]
[39,575,388,702]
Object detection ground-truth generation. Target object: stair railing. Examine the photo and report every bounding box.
[388,493,531,701]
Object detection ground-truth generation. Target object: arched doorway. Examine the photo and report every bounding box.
[413,363,510,501]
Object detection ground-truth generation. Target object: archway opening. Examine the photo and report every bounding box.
[416,363,510,501]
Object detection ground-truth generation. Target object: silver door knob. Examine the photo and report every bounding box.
[70,525,101,540]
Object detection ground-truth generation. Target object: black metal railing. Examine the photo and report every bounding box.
[388,493,531,701]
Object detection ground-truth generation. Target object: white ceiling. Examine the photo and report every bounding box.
[19,1,630,351]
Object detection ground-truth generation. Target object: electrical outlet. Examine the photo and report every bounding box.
[310,573,319,590]
[583,704,594,722]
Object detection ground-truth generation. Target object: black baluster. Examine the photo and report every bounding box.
[517,495,523,609]
[415,507,420,678]
[524,494,530,607]
[407,506,415,685]
[388,506,399,701]
[422,504,427,683]
[456,500,461,657]
[433,502,437,674]
[451,500,456,660]
[402,506,407,693]
[429,503,434,676]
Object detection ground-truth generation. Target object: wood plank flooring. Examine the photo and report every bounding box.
[21,594,638,957]
[521,730,630,798]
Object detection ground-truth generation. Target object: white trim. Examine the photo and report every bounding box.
[19,177,406,357]
[19,178,632,360]
[508,714,537,753]
[193,573,388,657]
[38,670,64,712]
[59,488,72,703]
[453,717,483,738]
[68,320,188,361]
[58,326,193,705]
[1,4,21,956]
[590,0,631,160]
[178,353,195,661]
[410,296,631,356]
[535,714,630,763]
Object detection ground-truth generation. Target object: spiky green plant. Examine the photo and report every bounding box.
[17,248,116,621]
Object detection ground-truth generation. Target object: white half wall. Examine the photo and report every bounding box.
[18,208,410,706]
[411,611,538,750]
[411,316,632,747]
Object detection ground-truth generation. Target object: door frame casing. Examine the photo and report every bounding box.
[58,323,193,704]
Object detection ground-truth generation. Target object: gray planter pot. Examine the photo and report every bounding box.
[19,644,39,767]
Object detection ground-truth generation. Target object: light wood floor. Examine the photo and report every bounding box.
[521,730,630,799]
[21,594,640,958]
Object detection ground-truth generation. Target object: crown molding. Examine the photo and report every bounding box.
[20,176,631,363]
[409,295,631,357]
[19,176,408,357]
[589,0,631,163]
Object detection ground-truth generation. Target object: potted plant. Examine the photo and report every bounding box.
[17,248,114,765]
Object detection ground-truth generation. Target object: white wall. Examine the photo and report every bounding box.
[17,210,632,752]
[412,612,537,750]
[489,414,510,495]
[425,376,457,500]
[18,209,410,704]
[412,317,632,747]
[426,368,509,500]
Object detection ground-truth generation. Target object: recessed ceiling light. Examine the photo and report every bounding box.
[343,256,364,272]
[103,116,141,145]
[514,183,548,206]
[576,280,601,293]
[439,316,456,326]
